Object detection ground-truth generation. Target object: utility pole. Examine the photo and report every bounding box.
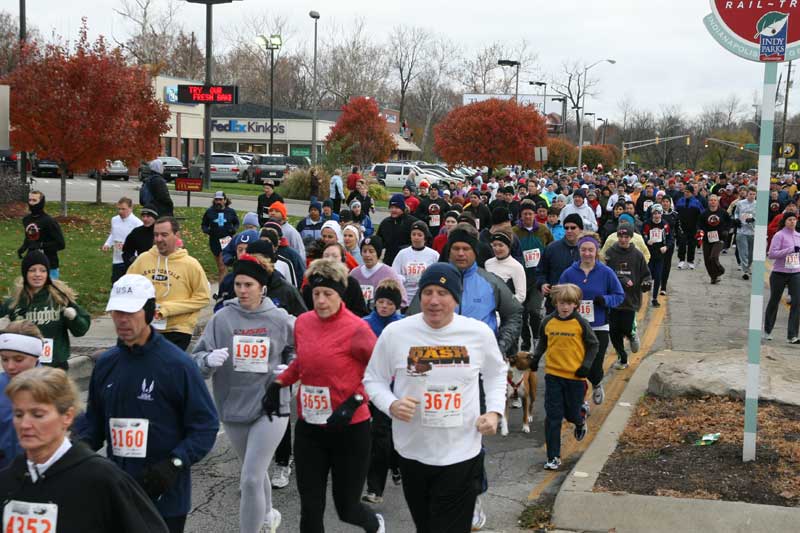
[19,0,27,185]
[781,61,793,170]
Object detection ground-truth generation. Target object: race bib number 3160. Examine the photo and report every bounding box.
[109,418,149,458]
[3,501,57,533]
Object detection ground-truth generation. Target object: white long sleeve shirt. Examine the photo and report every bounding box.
[485,256,527,303]
[364,314,507,466]
[391,246,440,300]
[104,214,143,264]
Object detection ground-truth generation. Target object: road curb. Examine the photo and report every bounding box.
[551,352,800,532]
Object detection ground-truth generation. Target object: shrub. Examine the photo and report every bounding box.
[276,167,331,201]
[368,182,389,202]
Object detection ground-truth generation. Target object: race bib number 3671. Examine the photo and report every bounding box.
[3,501,57,533]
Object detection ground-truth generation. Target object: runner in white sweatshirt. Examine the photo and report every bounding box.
[391,221,440,302]
[102,197,143,283]
[484,228,526,304]
[364,262,507,532]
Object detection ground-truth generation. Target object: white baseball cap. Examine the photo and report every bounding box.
[106,274,156,313]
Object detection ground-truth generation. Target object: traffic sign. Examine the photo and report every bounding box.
[791,161,799,171]
[705,2,800,62]
[744,143,759,150]
[534,146,548,162]
[774,142,799,159]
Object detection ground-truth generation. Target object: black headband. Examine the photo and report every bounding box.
[308,274,347,298]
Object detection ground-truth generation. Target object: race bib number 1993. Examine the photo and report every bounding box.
[232,335,271,373]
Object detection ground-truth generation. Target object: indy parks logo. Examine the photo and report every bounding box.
[757,11,789,60]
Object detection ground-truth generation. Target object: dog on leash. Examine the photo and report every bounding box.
[500,351,538,435]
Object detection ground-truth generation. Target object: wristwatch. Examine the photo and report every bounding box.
[171,457,184,469]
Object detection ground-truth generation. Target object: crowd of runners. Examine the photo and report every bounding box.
[1,158,798,532]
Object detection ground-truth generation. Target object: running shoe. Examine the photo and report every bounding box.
[789,337,800,344]
[722,248,728,254]
[581,400,591,417]
[629,332,640,353]
[677,261,687,269]
[688,262,696,270]
[471,496,487,531]
[765,333,773,341]
[271,464,291,489]
[592,384,604,405]
[391,470,402,486]
[652,299,661,308]
[614,361,629,370]
[264,509,281,532]
[710,278,719,284]
[376,513,386,533]
[659,289,667,295]
[544,457,562,470]
[362,492,384,504]
[574,423,587,441]
[743,273,750,280]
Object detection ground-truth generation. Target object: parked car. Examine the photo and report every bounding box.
[242,154,288,184]
[287,155,311,169]
[190,153,241,182]
[137,156,188,182]
[32,159,72,179]
[369,162,445,188]
[89,160,130,181]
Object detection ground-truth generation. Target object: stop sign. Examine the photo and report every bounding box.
[708,1,800,62]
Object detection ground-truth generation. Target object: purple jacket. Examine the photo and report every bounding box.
[768,227,800,273]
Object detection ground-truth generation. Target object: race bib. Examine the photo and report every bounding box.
[429,214,440,227]
[787,253,800,269]
[579,300,595,322]
[109,418,149,458]
[707,230,720,243]
[475,219,480,230]
[300,385,332,425]
[422,384,463,428]
[232,335,271,373]
[114,241,124,251]
[405,262,427,283]
[649,228,663,243]
[643,200,653,211]
[152,305,166,331]
[361,285,374,304]
[3,501,57,533]
[523,248,541,268]
[40,339,54,364]
[219,236,232,249]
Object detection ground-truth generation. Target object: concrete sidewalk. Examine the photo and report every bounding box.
[551,350,800,533]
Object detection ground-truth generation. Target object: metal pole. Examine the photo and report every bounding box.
[577,69,586,168]
[780,61,792,170]
[561,98,567,139]
[311,18,318,166]
[743,61,777,463]
[19,0,27,185]
[269,47,275,154]
[202,2,213,191]
[602,120,607,145]
[514,63,520,101]
[542,83,547,116]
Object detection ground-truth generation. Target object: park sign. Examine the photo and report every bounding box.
[704,1,800,61]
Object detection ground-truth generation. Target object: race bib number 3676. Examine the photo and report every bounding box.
[3,501,57,533]
[422,385,463,428]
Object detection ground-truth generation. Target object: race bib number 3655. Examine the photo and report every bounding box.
[300,385,332,425]
[3,501,57,533]
[110,418,149,458]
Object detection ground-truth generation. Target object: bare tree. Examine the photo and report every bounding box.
[459,40,538,96]
[550,61,602,139]
[389,25,430,122]
[112,0,180,71]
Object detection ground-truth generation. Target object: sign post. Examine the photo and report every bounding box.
[704,1,800,462]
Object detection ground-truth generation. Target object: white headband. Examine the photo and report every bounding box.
[0,333,44,358]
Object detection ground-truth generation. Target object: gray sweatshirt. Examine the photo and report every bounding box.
[192,297,295,424]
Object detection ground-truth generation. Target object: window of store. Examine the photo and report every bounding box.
[213,141,237,153]
[239,143,267,155]
[268,144,288,156]
[290,145,312,157]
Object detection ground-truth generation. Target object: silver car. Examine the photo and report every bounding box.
[191,153,241,182]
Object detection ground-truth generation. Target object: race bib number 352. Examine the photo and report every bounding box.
[3,501,57,533]
[109,418,149,458]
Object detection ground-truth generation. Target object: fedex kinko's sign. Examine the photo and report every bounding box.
[705,1,800,62]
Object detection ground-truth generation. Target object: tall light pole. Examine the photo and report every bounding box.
[598,118,607,145]
[584,112,596,143]
[577,58,616,169]
[257,34,282,154]
[530,81,547,115]
[309,10,320,166]
[498,59,521,100]
[19,0,27,184]
[552,96,567,138]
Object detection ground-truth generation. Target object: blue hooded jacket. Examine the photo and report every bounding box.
[364,310,404,337]
[0,372,22,470]
[558,261,625,328]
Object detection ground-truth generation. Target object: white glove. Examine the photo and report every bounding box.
[206,348,229,368]
[63,307,77,321]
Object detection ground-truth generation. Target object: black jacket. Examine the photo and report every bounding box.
[140,173,173,218]
[122,224,154,268]
[18,202,65,267]
[604,243,652,312]
[257,192,284,227]
[377,213,419,265]
[0,441,168,533]
[463,202,492,230]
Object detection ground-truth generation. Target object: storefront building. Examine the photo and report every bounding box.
[154,75,206,165]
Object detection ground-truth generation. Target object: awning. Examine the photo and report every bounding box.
[393,133,421,153]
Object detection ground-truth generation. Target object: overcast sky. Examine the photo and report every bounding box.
[17,0,790,124]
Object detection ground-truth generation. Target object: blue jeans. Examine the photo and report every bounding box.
[544,374,586,460]
[648,257,664,300]
[737,233,754,274]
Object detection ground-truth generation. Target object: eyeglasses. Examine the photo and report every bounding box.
[564,225,580,230]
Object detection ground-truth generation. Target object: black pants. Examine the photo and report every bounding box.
[677,225,696,263]
[608,309,636,364]
[399,453,483,533]
[163,515,186,533]
[544,374,585,460]
[661,245,674,291]
[702,241,725,281]
[111,263,127,284]
[588,330,610,388]
[163,331,192,351]
[294,419,378,533]
[520,308,543,351]
[765,271,800,339]
[366,404,393,496]
[275,418,292,466]
[333,196,342,215]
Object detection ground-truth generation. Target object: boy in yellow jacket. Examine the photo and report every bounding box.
[127,217,211,350]
[531,283,599,470]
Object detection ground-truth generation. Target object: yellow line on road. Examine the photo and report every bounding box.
[526,298,667,501]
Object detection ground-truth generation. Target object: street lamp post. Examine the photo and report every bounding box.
[309,10,320,166]
[552,97,567,138]
[19,0,27,184]
[584,112,596,143]
[257,34,282,154]
[530,81,547,115]
[498,59,521,100]
[577,58,616,169]
[598,118,607,145]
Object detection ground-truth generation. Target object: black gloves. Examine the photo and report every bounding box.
[641,282,652,293]
[139,458,181,498]
[794,246,799,254]
[326,393,364,428]
[746,217,755,224]
[593,296,605,308]
[261,382,282,421]
[735,219,743,228]
[575,366,591,378]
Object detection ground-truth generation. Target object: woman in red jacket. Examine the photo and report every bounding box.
[263,258,384,533]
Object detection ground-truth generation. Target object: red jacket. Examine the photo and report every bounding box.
[347,173,362,191]
[281,305,377,425]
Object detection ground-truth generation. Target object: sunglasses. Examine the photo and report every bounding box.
[564,225,580,230]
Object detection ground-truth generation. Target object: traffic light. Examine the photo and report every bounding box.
[739,145,744,150]
[655,136,660,145]
[686,136,691,146]
[704,139,709,148]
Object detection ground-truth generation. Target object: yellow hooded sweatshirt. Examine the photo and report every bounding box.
[127,246,211,335]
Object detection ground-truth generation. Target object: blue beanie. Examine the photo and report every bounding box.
[418,263,462,304]
[309,201,322,212]
[619,214,636,226]
[242,212,259,227]
[233,229,260,247]
[389,193,406,210]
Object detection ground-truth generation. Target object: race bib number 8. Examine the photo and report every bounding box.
[110,418,149,458]
[422,385,463,428]
[3,501,57,533]
[300,385,332,425]
[579,300,595,322]
[40,339,54,364]
[232,335,271,373]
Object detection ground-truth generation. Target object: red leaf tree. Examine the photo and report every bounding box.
[546,137,578,168]
[325,96,397,169]
[434,99,547,171]
[581,144,620,170]
[2,20,171,215]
